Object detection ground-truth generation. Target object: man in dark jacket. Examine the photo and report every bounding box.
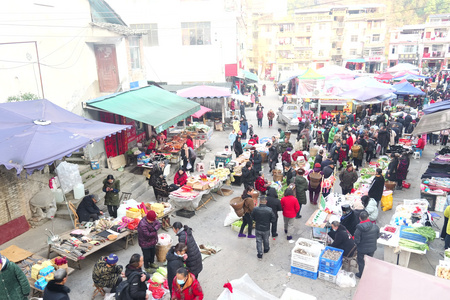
[354,211,380,278]
[283,162,296,184]
[268,142,278,173]
[328,219,356,257]
[330,141,341,164]
[322,163,335,179]
[321,155,334,170]
[240,118,249,139]
[240,101,246,118]
[251,197,276,259]
[340,204,359,236]
[92,254,123,293]
[339,164,358,195]
[249,147,262,173]
[265,188,282,237]
[76,194,102,222]
[43,269,70,300]
[368,168,385,205]
[377,126,389,155]
[242,162,256,189]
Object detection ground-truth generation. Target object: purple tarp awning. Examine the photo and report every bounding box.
[0,99,130,175]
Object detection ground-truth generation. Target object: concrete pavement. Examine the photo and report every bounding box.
[1,82,448,299]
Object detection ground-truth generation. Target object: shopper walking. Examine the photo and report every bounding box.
[396,153,410,190]
[308,163,323,205]
[351,140,364,171]
[172,223,203,280]
[294,169,308,218]
[441,130,449,146]
[267,142,278,173]
[385,153,398,183]
[256,107,264,127]
[368,168,385,205]
[228,129,237,151]
[339,164,358,195]
[266,187,282,237]
[240,118,249,139]
[267,109,275,128]
[361,195,378,223]
[233,136,243,158]
[166,243,187,298]
[354,211,380,278]
[237,186,256,239]
[181,143,196,173]
[242,161,256,189]
[138,211,161,271]
[102,174,120,218]
[281,188,300,241]
[251,197,276,259]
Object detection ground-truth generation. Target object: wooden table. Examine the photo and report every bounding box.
[47,229,136,270]
[305,209,331,243]
[17,254,75,297]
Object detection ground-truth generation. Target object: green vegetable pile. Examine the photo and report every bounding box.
[277,185,288,199]
[403,227,436,242]
[399,238,429,251]
[445,250,450,259]
[341,161,348,169]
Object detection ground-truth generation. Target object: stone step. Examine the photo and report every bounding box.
[129,180,149,201]
[78,164,92,174]
[54,209,73,220]
[81,169,102,183]
[64,157,89,165]
[135,188,156,203]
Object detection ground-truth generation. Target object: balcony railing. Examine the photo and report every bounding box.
[423,52,445,58]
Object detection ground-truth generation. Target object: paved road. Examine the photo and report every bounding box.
[3,82,447,299]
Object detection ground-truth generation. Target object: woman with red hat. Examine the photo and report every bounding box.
[137,210,161,271]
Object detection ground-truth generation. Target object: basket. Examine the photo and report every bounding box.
[319,246,344,274]
[273,169,282,176]
[155,242,173,262]
[217,188,233,196]
[290,266,318,280]
[230,197,244,210]
[273,174,283,182]
[384,181,396,191]
[318,267,341,283]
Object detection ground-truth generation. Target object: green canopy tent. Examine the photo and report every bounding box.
[297,68,326,80]
[86,86,200,133]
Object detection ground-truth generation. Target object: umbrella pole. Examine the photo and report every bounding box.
[55,164,75,228]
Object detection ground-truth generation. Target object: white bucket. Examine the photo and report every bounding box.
[52,188,64,203]
[73,183,85,200]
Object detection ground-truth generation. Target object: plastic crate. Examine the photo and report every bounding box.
[318,267,341,283]
[399,226,428,243]
[215,156,231,167]
[291,260,318,272]
[291,245,321,266]
[290,266,318,280]
[319,247,344,274]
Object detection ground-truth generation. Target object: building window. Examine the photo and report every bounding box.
[130,24,158,47]
[351,35,358,42]
[350,49,357,55]
[404,45,414,53]
[129,36,141,69]
[372,34,380,42]
[181,22,211,45]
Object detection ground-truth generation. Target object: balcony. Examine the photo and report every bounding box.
[277,31,295,38]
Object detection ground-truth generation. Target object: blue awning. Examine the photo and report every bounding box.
[346,59,365,63]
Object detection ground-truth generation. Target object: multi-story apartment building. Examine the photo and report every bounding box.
[250,4,387,75]
[389,14,450,72]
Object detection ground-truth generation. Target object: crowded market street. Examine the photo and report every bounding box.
[2,83,447,299]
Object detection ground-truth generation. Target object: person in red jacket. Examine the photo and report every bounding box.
[255,172,270,195]
[186,135,194,149]
[282,147,292,165]
[414,135,425,150]
[280,188,300,240]
[171,267,204,300]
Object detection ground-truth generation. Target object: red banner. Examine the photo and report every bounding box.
[136,132,146,143]
[126,121,137,144]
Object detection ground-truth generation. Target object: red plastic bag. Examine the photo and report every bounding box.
[148,279,161,292]
[152,288,165,299]
[402,182,411,189]
[127,218,140,230]
[163,279,169,290]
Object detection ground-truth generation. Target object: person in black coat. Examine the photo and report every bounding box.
[283,162,297,184]
[377,126,390,155]
[268,142,278,173]
[249,147,263,173]
[368,168,385,205]
[354,211,380,278]
[76,194,102,222]
[43,269,70,300]
[328,221,356,257]
[166,243,187,298]
[233,136,243,158]
[172,223,203,279]
[386,153,398,182]
[266,187,282,237]
[124,254,150,300]
[148,161,165,199]
[242,161,256,189]
[340,204,358,236]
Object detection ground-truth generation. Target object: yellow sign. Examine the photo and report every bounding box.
[343,102,353,113]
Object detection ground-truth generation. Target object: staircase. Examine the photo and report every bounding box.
[55,165,152,220]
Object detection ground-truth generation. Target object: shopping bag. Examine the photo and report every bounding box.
[381,191,393,212]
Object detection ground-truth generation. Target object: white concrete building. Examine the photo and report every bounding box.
[106,0,247,84]
[0,0,146,114]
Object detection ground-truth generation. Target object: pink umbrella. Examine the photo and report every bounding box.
[177,85,231,98]
[375,72,393,81]
[191,105,212,118]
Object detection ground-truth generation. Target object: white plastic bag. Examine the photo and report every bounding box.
[336,270,356,288]
[224,206,240,227]
[157,233,172,246]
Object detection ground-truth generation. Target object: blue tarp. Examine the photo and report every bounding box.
[0,99,130,174]
[393,74,430,81]
[392,82,425,96]
[423,101,450,115]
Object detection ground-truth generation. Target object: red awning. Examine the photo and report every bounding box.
[191,105,212,118]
